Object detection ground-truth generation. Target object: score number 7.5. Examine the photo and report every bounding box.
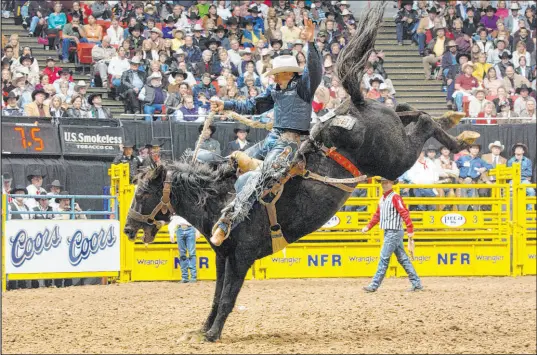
[14,127,44,151]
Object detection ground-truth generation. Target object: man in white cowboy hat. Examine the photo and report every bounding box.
[469,85,492,117]
[138,71,169,122]
[504,3,527,34]
[118,56,147,114]
[479,140,507,198]
[74,80,91,113]
[149,27,166,52]
[209,19,321,246]
[507,143,536,209]
[11,72,33,109]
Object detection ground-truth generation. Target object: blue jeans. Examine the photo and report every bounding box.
[370,230,421,289]
[416,33,425,53]
[521,180,536,211]
[454,92,466,112]
[446,80,455,102]
[143,103,164,121]
[176,226,197,281]
[112,78,121,88]
[414,188,436,211]
[243,128,282,160]
[30,16,40,33]
[61,37,88,60]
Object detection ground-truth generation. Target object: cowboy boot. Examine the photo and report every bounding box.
[210,217,231,247]
[434,111,466,130]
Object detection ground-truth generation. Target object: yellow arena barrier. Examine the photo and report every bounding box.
[107,162,535,282]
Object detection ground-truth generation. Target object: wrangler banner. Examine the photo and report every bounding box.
[59,125,124,157]
[4,220,120,274]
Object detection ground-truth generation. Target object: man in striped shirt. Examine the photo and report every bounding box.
[362,177,423,292]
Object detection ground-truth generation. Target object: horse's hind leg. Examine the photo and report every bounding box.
[204,255,252,342]
[406,113,480,153]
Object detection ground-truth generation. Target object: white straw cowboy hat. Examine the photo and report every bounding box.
[147,72,162,82]
[264,55,304,77]
[74,80,88,90]
[488,140,504,152]
[150,27,163,37]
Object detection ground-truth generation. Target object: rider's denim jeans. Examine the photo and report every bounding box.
[369,230,421,290]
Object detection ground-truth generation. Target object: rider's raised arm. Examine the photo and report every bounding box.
[223,86,275,115]
[296,41,323,103]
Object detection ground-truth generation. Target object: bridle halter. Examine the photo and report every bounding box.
[128,170,175,229]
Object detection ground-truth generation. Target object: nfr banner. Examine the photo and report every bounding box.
[5,220,120,274]
[60,125,124,157]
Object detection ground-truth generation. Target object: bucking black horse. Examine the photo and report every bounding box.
[124,1,479,342]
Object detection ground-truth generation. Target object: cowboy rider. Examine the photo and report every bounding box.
[209,19,321,246]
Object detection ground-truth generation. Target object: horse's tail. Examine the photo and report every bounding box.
[336,1,387,107]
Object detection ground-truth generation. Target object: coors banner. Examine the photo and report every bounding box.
[60,125,124,157]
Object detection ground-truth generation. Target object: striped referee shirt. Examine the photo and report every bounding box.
[366,190,414,233]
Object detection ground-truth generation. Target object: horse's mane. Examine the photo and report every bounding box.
[166,153,235,206]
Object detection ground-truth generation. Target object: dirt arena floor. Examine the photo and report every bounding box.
[2,277,536,354]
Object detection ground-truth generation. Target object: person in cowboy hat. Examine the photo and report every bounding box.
[513,84,535,115]
[213,25,230,50]
[481,5,499,33]
[191,23,207,49]
[209,18,321,246]
[139,71,168,121]
[2,91,24,116]
[197,123,221,155]
[469,85,492,117]
[362,176,423,292]
[32,187,55,220]
[479,140,507,185]
[126,23,145,51]
[453,61,479,112]
[366,77,384,100]
[42,57,62,84]
[225,124,253,156]
[46,179,63,209]
[507,142,536,209]
[149,27,166,52]
[245,6,264,34]
[416,7,438,56]
[25,168,47,209]
[24,88,51,117]
[456,142,492,210]
[142,138,166,167]
[162,15,176,39]
[118,56,147,114]
[504,3,526,39]
[87,92,112,119]
[171,28,186,52]
[113,141,141,182]
[423,26,447,80]
[9,185,31,220]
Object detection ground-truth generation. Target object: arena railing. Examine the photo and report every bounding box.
[5,194,118,220]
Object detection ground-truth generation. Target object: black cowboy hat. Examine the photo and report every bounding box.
[270,39,283,47]
[233,124,250,134]
[187,12,200,20]
[87,93,102,106]
[248,6,261,14]
[424,144,438,152]
[512,142,529,154]
[20,55,35,64]
[485,5,497,13]
[226,17,239,26]
[123,141,136,149]
[31,88,49,101]
[26,168,46,182]
[428,7,438,14]
[130,23,144,33]
[369,77,384,85]
[3,90,19,102]
[215,25,228,34]
[456,52,470,62]
[47,179,63,189]
[170,69,187,80]
[205,39,221,48]
[58,68,72,76]
[165,15,176,23]
[198,124,216,135]
[499,51,512,59]
[10,185,28,195]
[516,84,533,94]
[466,6,475,13]
[149,138,165,148]
[55,191,70,204]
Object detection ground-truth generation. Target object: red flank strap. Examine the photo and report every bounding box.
[322,147,361,177]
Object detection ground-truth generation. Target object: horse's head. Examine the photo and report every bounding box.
[124,164,174,243]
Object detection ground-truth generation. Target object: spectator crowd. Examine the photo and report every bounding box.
[1,0,404,122]
[395,0,536,122]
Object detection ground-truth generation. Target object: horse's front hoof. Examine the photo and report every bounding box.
[456,131,481,146]
[204,331,220,343]
[177,330,205,344]
[435,111,466,130]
